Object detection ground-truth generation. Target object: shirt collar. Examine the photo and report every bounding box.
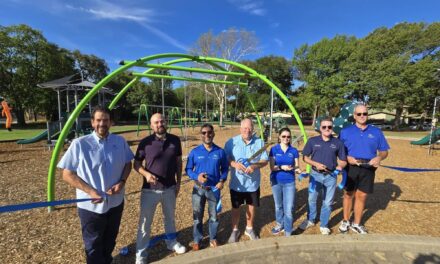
[92,131,111,143]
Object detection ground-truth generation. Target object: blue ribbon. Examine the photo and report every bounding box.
[211,187,222,213]
[381,165,440,172]
[0,198,97,214]
[148,232,178,248]
[298,172,309,181]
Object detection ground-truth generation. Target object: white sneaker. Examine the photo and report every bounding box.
[168,242,186,254]
[299,219,314,230]
[320,227,331,235]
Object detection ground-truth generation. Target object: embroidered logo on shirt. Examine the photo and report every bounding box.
[288,153,294,157]
[330,144,337,149]
[197,156,205,159]
[212,154,220,159]
[368,134,375,139]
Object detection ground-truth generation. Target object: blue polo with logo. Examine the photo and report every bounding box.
[269,144,299,184]
[302,135,347,171]
[339,124,390,160]
[185,143,229,186]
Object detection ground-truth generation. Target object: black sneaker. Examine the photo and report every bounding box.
[350,224,368,234]
[338,220,351,233]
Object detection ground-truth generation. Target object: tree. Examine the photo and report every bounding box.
[292,35,357,124]
[190,28,259,125]
[242,56,294,111]
[0,24,76,125]
[71,50,109,82]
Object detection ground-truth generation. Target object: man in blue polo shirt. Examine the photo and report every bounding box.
[58,106,133,264]
[224,118,269,243]
[299,117,347,235]
[339,104,390,234]
[186,123,229,250]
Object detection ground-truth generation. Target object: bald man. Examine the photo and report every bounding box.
[224,118,269,242]
[134,113,186,264]
[339,104,390,234]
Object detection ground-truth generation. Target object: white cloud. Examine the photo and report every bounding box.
[65,1,188,51]
[228,0,266,16]
[274,38,283,47]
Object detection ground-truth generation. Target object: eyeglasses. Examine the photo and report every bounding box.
[281,135,291,138]
[201,131,213,135]
[321,126,333,130]
[356,112,368,117]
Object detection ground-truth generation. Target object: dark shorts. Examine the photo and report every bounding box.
[230,188,260,208]
[345,164,377,193]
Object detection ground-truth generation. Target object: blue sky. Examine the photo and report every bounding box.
[1,0,439,71]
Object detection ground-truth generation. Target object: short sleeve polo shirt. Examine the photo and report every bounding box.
[269,144,299,184]
[302,135,347,171]
[339,124,390,160]
[135,133,182,189]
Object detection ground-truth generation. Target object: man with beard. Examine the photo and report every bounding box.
[58,106,133,264]
[224,118,269,242]
[135,113,186,264]
[185,123,229,250]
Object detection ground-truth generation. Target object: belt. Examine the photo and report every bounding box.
[311,167,332,175]
[195,182,212,190]
[355,158,371,163]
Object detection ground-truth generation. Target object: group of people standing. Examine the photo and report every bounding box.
[58,103,389,264]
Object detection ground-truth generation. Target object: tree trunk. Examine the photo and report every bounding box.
[219,97,224,127]
[312,104,320,128]
[15,107,27,127]
[393,107,403,130]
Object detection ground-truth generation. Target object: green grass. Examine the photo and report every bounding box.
[0,128,46,141]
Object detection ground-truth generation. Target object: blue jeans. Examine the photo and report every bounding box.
[192,186,219,243]
[307,170,337,228]
[135,186,177,263]
[78,201,124,264]
[271,181,295,236]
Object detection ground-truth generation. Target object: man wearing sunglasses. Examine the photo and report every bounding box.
[185,124,229,250]
[299,118,347,235]
[339,104,390,234]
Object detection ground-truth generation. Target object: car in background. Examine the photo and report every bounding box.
[410,123,433,131]
[370,123,393,130]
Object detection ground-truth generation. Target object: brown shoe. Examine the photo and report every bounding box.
[209,240,219,248]
[192,243,200,251]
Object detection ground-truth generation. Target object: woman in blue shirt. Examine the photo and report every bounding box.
[269,127,301,236]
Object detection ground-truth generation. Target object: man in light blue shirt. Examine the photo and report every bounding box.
[224,118,269,243]
[58,106,133,264]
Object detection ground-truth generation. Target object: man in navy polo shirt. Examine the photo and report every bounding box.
[186,123,229,250]
[134,113,186,264]
[299,117,347,235]
[339,104,390,234]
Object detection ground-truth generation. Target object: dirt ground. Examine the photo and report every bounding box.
[0,125,439,263]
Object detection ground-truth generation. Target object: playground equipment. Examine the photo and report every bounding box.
[46,53,308,211]
[313,101,358,134]
[410,128,440,146]
[1,98,12,131]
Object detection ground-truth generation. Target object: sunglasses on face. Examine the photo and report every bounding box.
[321,126,333,130]
[281,135,291,138]
[356,112,368,117]
[201,131,213,135]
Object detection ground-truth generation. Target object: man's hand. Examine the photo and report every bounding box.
[88,189,103,204]
[314,163,328,171]
[215,181,225,190]
[233,161,247,172]
[106,181,124,195]
[146,172,158,185]
[197,172,208,183]
[369,156,382,168]
[347,156,360,166]
[245,164,256,174]
[280,165,294,171]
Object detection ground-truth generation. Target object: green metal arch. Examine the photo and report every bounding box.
[47,53,308,208]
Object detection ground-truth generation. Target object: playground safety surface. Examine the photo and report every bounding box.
[0,125,439,263]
